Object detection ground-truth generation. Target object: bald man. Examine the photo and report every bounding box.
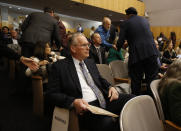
[95,17,116,51]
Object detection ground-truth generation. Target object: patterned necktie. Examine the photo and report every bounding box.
[79,62,106,108]
[157,57,161,67]
[97,48,102,64]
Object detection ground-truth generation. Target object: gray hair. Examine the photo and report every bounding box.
[67,32,85,50]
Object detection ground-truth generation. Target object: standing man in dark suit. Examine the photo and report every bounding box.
[21,7,62,57]
[46,33,134,131]
[89,33,106,64]
[117,7,159,96]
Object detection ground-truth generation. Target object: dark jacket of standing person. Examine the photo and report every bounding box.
[117,12,157,66]
[21,7,61,57]
[117,7,159,95]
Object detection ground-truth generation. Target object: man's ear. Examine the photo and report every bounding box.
[70,45,76,53]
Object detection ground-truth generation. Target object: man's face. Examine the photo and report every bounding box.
[71,35,90,61]
[93,33,102,45]
[11,30,17,39]
[103,20,111,31]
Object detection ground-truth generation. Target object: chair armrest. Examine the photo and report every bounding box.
[114,77,129,83]
[32,75,42,80]
[165,120,181,131]
[32,75,44,116]
[68,109,79,131]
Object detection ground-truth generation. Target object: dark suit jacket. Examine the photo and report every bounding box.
[117,15,157,66]
[46,57,111,109]
[88,44,106,64]
[21,12,61,47]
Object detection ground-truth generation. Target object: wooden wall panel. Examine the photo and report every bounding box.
[83,28,91,38]
[151,26,181,47]
[102,0,107,9]
[114,0,119,12]
[74,0,145,16]
[118,0,124,13]
[66,28,76,33]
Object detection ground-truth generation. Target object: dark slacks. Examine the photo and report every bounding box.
[129,55,159,96]
[79,93,135,131]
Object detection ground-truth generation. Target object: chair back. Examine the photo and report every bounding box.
[120,95,164,131]
[109,60,128,78]
[150,79,165,121]
[96,64,115,85]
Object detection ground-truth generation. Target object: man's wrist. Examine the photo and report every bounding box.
[20,56,24,62]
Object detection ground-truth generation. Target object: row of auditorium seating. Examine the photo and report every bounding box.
[30,60,181,131]
[31,60,130,116]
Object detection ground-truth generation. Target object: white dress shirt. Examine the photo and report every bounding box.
[12,39,18,44]
[72,57,97,102]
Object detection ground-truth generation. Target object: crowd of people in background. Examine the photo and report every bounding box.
[0,6,181,130]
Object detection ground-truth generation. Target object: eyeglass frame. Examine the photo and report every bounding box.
[73,43,91,48]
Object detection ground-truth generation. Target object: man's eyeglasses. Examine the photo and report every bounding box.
[75,43,91,48]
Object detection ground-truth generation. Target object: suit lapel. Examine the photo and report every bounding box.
[67,57,82,93]
[91,45,98,56]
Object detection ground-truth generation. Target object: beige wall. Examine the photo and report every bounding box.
[149,9,181,26]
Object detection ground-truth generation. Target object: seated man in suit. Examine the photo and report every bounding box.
[46,33,135,131]
[88,33,106,64]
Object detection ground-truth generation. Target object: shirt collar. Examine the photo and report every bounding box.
[72,56,84,65]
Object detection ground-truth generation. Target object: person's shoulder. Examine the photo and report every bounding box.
[31,12,43,16]
[95,25,103,32]
[100,45,106,51]
[85,58,96,65]
[89,44,95,50]
[163,50,169,54]
[52,57,68,66]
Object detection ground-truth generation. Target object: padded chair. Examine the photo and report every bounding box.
[150,80,181,131]
[96,64,115,85]
[32,75,44,116]
[109,60,129,79]
[109,60,129,83]
[120,95,164,131]
[96,64,131,94]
